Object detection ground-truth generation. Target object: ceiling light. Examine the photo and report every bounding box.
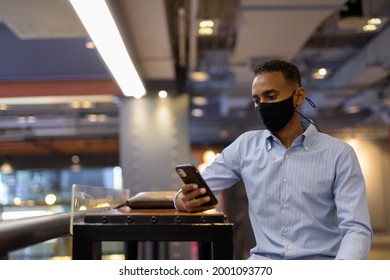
[312,68,328,79]
[345,105,361,114]
[27,116,36,123]
[98,114,107,122]
[71,155,81,172]
[87,114,98,122]
[0,104,7,110]
[367,17,382,25]
[85,40,95,49]
[190,71,210,82]
[69,0,146,98]
[71,155,80,164]
[192,96,208,106]
[81,100,93,109]
[70,101,81,109]
[318,68,327,76]
[0,158,13,174]
[198,27,213,36]
[158,90,168,99]
[133,92,144,99]
[362,24,377,32]
[199,19,215,28]
[191,108,204,117]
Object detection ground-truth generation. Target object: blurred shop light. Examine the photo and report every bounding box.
[27,115,36,123]
[13,197,22,205]
[69,0,146,98]
[202,150,217,163]
[45,194,57,205]
[16,115,37,124]
[192,96,208,106]
[0,158,13,174]
[1,210,52,220]
[191,108,204,117]
[18,116,25,123]
[71,155,81,172]
[102,254,125,260]
[87,114,107,122]
[113,166,122,190]
[198,19,215,36]
[190,71,210,82]
[81,100,93,109]
[198,149,220,172]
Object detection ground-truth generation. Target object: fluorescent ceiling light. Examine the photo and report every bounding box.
[69,0,146,98]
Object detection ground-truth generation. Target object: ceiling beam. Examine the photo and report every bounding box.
[0,80,121,97]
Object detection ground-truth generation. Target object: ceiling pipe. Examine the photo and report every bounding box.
[178,7,187,68]
[188,0,199,74]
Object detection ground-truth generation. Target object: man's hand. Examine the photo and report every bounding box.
[175,183,218,213]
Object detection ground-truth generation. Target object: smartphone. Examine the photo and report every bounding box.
[175,164,218,207]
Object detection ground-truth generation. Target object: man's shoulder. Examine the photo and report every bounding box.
[316,131,352,150]
[237,129,268,141]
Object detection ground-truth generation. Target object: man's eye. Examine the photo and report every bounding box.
[268,95,277,100]
[253,99,260,105]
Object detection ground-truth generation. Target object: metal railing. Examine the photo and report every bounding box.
[0,212,73,259]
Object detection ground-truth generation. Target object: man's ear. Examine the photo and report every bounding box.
[295,87,307,106]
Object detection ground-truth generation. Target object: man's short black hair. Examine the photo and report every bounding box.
[253,59,302,87]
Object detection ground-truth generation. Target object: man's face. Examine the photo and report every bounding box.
[251,71,295,107]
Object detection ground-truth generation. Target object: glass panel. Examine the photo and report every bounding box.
[70,184,130,234]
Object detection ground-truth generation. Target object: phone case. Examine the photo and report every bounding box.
[175,164,218,206]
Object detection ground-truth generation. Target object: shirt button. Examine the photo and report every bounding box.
[282,203,288,208]
[304,147,309,151]
[283,227,288,233]
[284,154,289,159]
[286,245,292,251]
[282,178,287,183]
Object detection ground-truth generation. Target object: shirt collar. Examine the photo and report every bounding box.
[301,121,318,151]
[264,120,319,152]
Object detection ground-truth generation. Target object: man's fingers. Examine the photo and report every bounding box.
[181,183,198,194]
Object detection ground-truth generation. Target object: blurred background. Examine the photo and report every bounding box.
[0,0,389,259]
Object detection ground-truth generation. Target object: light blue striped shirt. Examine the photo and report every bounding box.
[201,122,373,259]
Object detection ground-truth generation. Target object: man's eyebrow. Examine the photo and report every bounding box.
[263,89,278,94]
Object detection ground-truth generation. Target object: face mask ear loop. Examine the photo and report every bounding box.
[306,97,316,108]
[295,111,321,132]
[294,96,321,132]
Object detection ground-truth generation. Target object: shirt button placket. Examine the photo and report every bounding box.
[281,151,290,257]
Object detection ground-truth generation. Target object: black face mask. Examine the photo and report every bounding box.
[255,93,296,132]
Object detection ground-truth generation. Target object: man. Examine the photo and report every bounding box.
[175,59,373,260]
